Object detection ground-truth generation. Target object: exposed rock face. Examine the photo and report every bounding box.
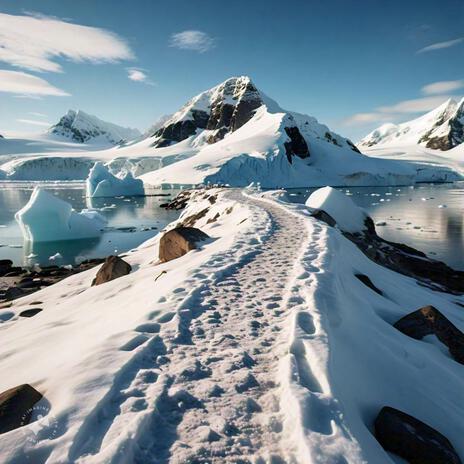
[150,77,264,147]
[19,308,43,318]
[0,384,43,434]
[355,273,383,295]
[374,406,461,464]
[159,227,210,263]
[91,256,132,286]
[394,305,464,364]
[0,260,13,276]
[283,127,310,163]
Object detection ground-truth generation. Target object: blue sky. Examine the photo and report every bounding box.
[0,0,463,140]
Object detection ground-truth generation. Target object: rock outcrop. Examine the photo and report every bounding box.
[394,305,464,364]
[0,384,43,434]
[159,227,210,263]
[374,406,461,464]
[283,127,310,163]
[92,256,132,286]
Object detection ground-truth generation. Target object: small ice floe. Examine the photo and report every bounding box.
[26,253,37,258]
[438,204,447,208]
[49,252,63,261]
[380,199,385,202]
[385,192,392,196]
[376,221,387,226]
[9,244,22,248]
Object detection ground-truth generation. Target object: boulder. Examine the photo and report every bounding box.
[91,256,132,286]
[394,305,464,364]
[374,406,461,464]
[0,384,43,434]
[159,227,210,263]
[0,259,13,276]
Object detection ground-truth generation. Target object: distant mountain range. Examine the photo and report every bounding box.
[48,109,141,145]
[359,98,464,151]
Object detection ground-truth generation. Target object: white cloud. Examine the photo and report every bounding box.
[343,112,396,126]
[0,12,134,72]
[422,80,464,95]
[28,111,47,117]
[127,68,154,85]
[16,118,51,127]
[417,37,464,54]
[376,96,451,113]
[170,30,215,53]
[0,70,69,96]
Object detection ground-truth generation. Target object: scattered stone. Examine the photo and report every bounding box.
[394,305,464,364]
[374,406,461,464]
[91,256,132,286]
[235,372,259,393]
[159,227,210,263]
[19,308,43,318]
[0,260,13,276]
[355,274,383,296]
[0,384,43,434]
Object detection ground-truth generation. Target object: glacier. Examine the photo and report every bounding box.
[15,187,107,242]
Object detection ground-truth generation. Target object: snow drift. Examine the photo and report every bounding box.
[15,187,107,242]
[86,162,145,198]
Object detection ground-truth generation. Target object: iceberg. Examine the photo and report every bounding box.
[86,162,145,198]
[15,187,107,242]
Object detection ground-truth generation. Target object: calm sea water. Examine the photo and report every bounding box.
[286,182,464,271]
[0,182,463,270]
[0,182,181,267]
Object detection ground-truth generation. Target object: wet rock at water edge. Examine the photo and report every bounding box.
[92,256,132,286]
[0,384,43,434]
[394,305,464,364]
[374,406,461,464]
[159,227,210,263]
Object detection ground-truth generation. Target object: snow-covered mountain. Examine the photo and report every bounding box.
[48,110,141,145]
[359,98,464,151]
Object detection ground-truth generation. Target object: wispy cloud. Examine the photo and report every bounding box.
[0,70,69,96]
[28,111,47,118]
[343,95,453,127]
[417,37,464,54]
[169,30,215,53]
[127,67,154,85]
[16,118,51,127]
[376,96,451,113]
[422,79,464,95]
[0,12,134,72]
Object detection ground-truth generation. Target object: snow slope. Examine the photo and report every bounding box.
[0,76,431,186]
[0,188,463,463]
[359,98,464,151]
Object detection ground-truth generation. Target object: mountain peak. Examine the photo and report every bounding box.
[359,98,464,151]
[48,110,140,145]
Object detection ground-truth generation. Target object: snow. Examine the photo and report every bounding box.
[86,162,145,198]
[305,186,367,233]
[1,188,463,463]
[15,187,107,242]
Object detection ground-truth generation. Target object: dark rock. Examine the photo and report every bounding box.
[355,274,383,295]
[394,305,464,364]
[19,308,43,318]
[159,227,210,263]
[284,126,310,163]
[0,259,12,276]
[91,256,131,286]
[311,210,336,227]
[4,287,26,301]
[374,406,461,464]
[4,268,24,277]
[160,190,193,210]
[181,208,210,227]
[0,384,43,434]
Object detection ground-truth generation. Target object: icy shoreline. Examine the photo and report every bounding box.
[0,188,463,463]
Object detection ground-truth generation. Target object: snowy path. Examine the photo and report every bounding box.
[70,191,314,463]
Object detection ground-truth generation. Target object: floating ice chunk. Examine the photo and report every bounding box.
[49,252,63,261]
[86,162,144,198]
[306,186,367,233]
[15,187,107,242]
[438,204,447,208]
